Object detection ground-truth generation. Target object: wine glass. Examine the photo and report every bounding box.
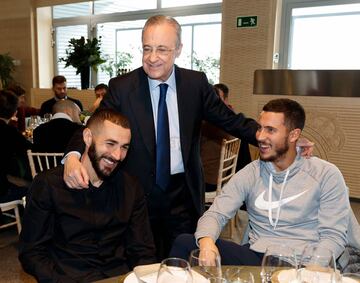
[157,257,193,283]
[224,267,255,283]
[298,246,340,283]
[189,248,222,279]
[260,244,298,283]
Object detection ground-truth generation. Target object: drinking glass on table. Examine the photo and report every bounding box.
[260,244,298,283]
[298,246,340,283]
[189,248,222,279]
[157,257,193,283]
[43,113,52,123]
[225,267,255,283]
[29,115,40,129]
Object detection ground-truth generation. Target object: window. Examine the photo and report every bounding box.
[48,0,222,88]
[55,25,88,88]
[279,0,360,69]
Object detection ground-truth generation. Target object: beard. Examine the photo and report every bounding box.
[88,143,119,180]
[259,137,289,163]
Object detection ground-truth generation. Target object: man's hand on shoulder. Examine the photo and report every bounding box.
[63,153,89,189]
[297,137,315,158]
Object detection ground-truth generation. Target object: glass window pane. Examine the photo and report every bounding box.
[97,20,145,83]
[290,5,360,69]
[192,23,221,84]
[162,0,221,8]
[53,2,91,19]
[94,0,156,15]
[56,25,88,88]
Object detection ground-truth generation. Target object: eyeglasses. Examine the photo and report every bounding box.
[142,46,176,56]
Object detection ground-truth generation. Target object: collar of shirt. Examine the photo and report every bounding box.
[52,112,73,122]
[54,96,67,102]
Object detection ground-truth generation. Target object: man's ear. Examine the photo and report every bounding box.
[289,128,301,143]
[83,128,93,147]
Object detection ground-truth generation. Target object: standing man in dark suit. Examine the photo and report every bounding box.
[39,75,83,117]
[33,100,82,153]
[63,15,311,260]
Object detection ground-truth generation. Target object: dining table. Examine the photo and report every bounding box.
[94,265,263,283]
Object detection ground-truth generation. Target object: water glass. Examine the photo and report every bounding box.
[189,248,222,279]
[261,244,298,283]
[43,113,52,122]
[298,246,340,283]
[225,267,255,283]
[157,257,193,283]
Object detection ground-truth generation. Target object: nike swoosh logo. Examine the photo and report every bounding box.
[255,190,308,210]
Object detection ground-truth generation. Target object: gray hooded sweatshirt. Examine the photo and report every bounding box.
[195,153,349,258]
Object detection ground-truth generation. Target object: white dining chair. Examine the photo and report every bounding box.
[27,150,64,179]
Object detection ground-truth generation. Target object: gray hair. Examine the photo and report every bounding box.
[142,15,182,48]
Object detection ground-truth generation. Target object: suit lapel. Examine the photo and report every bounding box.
[128,68,156,159]
[175,67,193,166]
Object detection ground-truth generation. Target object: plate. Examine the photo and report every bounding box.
[124,272,140,283]
[124,269,209,283]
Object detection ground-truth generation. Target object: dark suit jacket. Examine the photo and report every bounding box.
[39,97,83,117]
[67,66,258,216]
[0,120,32,196]
[33,118,83,153]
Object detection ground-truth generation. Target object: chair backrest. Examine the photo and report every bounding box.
[27,150,64,178]
[216,138,241,194]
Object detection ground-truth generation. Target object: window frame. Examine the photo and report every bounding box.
[52,1,222,87]
[278,0,360,68]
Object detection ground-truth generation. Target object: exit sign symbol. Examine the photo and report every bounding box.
[237,16,258,28]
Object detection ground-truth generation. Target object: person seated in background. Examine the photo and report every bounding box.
[170,98,350,265]
[213,83,234,111]
[7,84,40,133]
[88,83,108,113]
[201,83,251,192]
[33,100,82,153]
[19,109,156,283]
[201,85,234,192]
[0,90,32,203]
[39,75,83,117]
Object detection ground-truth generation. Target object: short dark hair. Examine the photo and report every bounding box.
[262,98,305,131]
[214,83,229,99]
[52,75,66,87]
[94,83,108,91]
[0,90,19,119]
[86,109,130,131]
[6,84,26,97]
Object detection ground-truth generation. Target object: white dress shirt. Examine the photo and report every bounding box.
[148,67,184,174]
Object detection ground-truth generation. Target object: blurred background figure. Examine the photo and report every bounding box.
[0,90,32,205]
[7,84,39,132]
[33,100,82,153]
[40,75,83,117]
[201,83,252,192]
[88,83,108,113]
[213,83,234,111]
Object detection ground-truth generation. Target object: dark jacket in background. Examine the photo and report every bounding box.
[33,118,83,153]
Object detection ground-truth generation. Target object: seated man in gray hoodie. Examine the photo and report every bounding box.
[170,98,350,265]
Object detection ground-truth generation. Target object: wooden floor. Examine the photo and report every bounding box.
[1,201,359,282]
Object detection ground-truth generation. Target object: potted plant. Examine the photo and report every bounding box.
[0,53,16,89]
[59,36,106,89]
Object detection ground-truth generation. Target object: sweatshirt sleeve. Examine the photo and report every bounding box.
[316,164,350,258]
[195,164,254,243]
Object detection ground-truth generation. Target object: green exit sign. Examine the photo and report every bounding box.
[237,16,258,28]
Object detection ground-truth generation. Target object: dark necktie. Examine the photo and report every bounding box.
[156,83,170,190]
